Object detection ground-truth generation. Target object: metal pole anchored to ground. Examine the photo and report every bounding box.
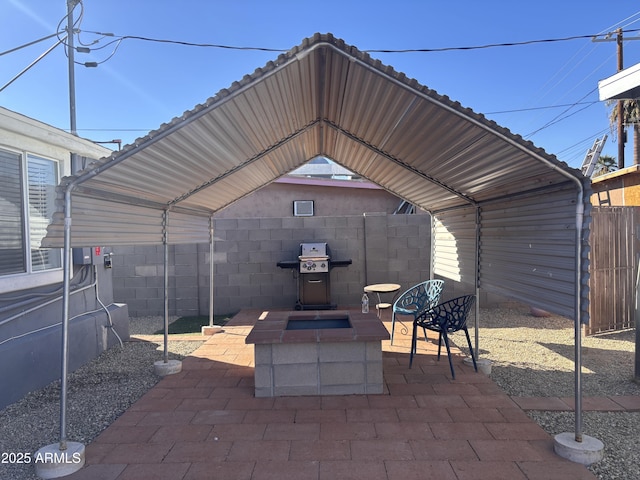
[34,3,87,477]
[154,209,182,376]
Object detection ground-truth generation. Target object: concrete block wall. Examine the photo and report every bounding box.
[210,215,368,315]
[366,213,431,287]
[112,213,433,317]
[254,340,384,397]
[112,244,201,317]
[211,213,432,315]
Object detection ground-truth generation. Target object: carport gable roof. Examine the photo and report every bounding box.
[44,32,588,248]
[37,33,593,441]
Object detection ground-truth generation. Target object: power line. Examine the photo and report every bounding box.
[556,128,611,156]
[0,32,63,57]
[500,13,640,132]
[79,30,287,52]
[73,28,640,56]
[5,7,636,162]
[7,25,640,72]
[525,88,600,138]
[0,35,67,93]
[486,101,599,115]
[367,30,640,53]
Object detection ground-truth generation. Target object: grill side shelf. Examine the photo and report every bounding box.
[330,259,352,268]
[277,260,299,269]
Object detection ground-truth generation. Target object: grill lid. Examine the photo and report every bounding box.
[300,242,328,258]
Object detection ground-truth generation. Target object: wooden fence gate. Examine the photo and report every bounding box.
[587,206,640,335]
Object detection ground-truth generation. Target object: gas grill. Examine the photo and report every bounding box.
[277,242,352,310]
[299,242,330,273]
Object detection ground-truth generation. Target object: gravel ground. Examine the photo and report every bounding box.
[0,316,203,480]
[0,308,638,480]
[458,306,640,480]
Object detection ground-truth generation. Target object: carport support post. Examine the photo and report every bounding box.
[575,296,583,441]
[575,200,585,442]
[201,216,221,336]
[474,206,480,360]
[553,188,604,466]
[59,189,73,449]
[153,209,182,376]
[163,213,169,363]
[209,216,214,327]
[34,184,86,479]
[463,205,489,375]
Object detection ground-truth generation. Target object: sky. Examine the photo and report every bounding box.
[2,0,640,171]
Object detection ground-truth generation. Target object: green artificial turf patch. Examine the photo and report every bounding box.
[154,315,229,335]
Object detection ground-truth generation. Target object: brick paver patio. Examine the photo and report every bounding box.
[63,308,607,480]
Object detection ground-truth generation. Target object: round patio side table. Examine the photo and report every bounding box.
[364,283,401,318]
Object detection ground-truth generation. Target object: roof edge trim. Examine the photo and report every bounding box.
[66,41,311,191]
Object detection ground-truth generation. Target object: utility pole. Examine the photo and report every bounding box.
[616,29,625,169]
[67,1,78,137]
[594,28,640,169]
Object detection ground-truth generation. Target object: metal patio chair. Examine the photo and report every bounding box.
[409,294,477,379]
[391,279,444,344]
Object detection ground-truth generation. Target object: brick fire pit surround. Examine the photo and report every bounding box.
[245,310,390,397]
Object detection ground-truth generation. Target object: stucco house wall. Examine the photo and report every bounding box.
[0,108,129,409]
[215,176,406,218]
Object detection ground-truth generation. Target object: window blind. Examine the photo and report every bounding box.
[28,155,61,271]
[0,149,26,275]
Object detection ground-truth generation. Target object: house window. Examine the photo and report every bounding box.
[0,148,61,276]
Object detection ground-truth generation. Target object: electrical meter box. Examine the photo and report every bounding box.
[72,247,92,265]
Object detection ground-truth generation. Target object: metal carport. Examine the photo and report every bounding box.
[42,33,591,447]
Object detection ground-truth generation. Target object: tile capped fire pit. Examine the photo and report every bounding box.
[245,310,389,397]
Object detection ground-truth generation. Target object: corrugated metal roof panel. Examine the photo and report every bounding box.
[43,194,165,246]
[433,207,478,284]
[41,33,591,320]
[167,211,211,245]
[479,187,585,318]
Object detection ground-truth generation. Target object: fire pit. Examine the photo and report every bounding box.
[286,314,351,330]
[277,242,351,310]
[245,309,389,397]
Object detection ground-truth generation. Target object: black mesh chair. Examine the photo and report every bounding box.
[409,294,477,379]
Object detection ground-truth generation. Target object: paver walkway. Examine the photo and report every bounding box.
[62,308,627,480]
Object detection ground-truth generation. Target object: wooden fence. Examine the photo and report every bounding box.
[587,207,639,335]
